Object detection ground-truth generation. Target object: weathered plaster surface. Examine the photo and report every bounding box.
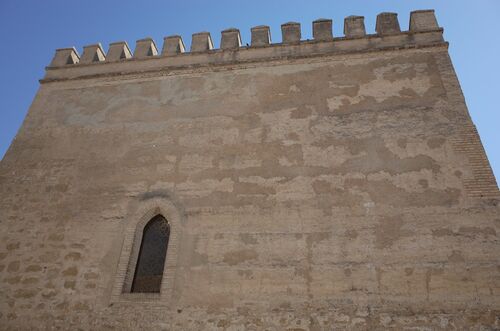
[0,39,498,330]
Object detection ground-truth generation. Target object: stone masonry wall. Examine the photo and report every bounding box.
[0,11,499,331]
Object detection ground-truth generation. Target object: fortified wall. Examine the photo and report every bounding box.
[0,10,499,330]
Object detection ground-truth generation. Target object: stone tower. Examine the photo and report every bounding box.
[0,9,499,330]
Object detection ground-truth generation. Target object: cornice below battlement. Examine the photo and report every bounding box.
[42,10,445,83]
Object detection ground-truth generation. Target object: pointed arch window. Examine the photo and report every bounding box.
[131,214,170,293]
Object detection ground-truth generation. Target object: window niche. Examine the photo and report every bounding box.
[111,199,182,303]
[131,214,170,293]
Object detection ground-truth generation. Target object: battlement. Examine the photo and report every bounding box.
[44,10,444,82]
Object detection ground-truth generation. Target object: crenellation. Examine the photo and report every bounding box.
[162,35,185,56]
[49,47,80,67]
[376,12,401,35]
[410,9,439,32]
[43,30,447,82]
[312,18,333,41]
[220,28,242,50]
[251,25,271,46]
[191,32,214,52]
[106,41,132,61]
[47,11,444,69]
[281,22,301,44]
[80,43,106,64]
[133,38,158,59]
[344,15,366,38]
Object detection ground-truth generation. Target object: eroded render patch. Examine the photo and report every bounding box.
[222,249,258,266]
[334,136,441,175]
[327,63,433,111]
[374,216,413,249]
[254,52,445,117]
[345,177,460,207]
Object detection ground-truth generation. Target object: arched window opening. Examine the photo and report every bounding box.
[131,214,170,293]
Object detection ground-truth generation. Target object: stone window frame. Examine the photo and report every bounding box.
[110,197,182,303]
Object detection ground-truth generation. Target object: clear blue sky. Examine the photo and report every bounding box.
[0,0,498,182]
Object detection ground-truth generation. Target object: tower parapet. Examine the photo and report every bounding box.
[44,10,444,82]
